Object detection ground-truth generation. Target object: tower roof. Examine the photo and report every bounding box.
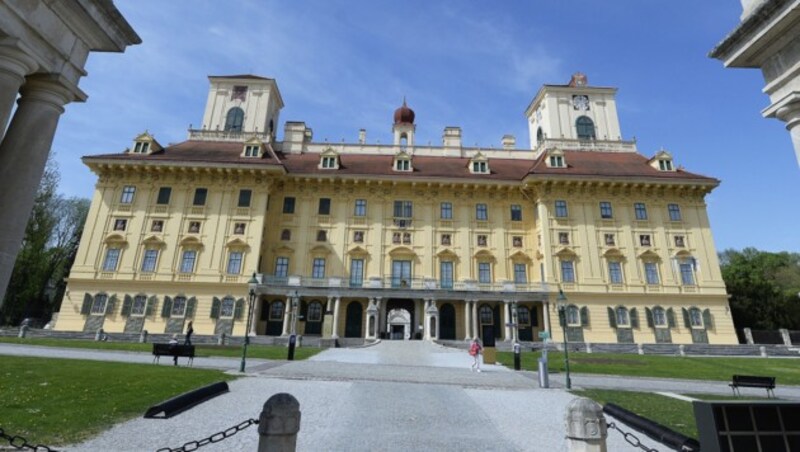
[393,98,415,125]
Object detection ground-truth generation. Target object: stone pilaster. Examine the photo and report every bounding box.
[331,297,341,339]
[281,296,291,336]
[471,300,479,339]
[0,41,38,134]
[463,300,472,340]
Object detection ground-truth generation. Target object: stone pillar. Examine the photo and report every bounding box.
[331,297,341,339]
[463,300,472,340]
[543,302,551,335]
[249,295,260,336]
[0,76,73,307]
[472,300,479,339]
[377,297,385,338]
[776,104,800,166]
[779,328,791,346]
[743,327,754,345]
[0,43,38,134]
[504,301,513,342]
[258,393,301,452]
[281,296,291,336]
[565,397,608,452]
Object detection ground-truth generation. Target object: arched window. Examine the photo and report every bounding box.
[689,307,703,327]
[566,305,580,326]
[575,116,595,140]
[536,127,544,144]
[225,107,245,132]
[653,306,667,326]
[220,296,236,318]
[616,306,629,326]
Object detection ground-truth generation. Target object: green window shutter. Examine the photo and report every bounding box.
[161,296,173,318]
[666,308,676,328]
[607,307,617,328]
[580,306,590,327]
[645,307,654,328]
[682,308,690,329]
[210,297,221,319]
[106,295,117,316]
[121,295,133,316]
[146,296,158,317]
[186,297,197,318]
[630,308,639,329]
[81,293,93,315]
[234,298,245,320]
[702,308,713,330]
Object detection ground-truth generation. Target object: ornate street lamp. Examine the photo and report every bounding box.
[556,289,572,389]
[239,272,259,373]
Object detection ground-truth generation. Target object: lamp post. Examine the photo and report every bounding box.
[287,290,299,360]
[239,273,259,373]
[556,289,572,389]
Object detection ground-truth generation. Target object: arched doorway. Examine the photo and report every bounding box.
[439,303,456,340]
[304,300,323,335]
[265,300,284,336]
[386,299,416,339]
[387,308,411,340]
[345,301,363,338]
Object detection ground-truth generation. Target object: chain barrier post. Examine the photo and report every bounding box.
[258,393,301,452]
[17,324,28,338]
[565,397,608,452]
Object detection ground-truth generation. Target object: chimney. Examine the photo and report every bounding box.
[502,135,516,150]
[443,127,462,148]
[358,129,366,144]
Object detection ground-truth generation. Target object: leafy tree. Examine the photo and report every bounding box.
[719,248,800,330]
[0,157,90,326]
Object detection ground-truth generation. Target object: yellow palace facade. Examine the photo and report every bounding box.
[56,73,737,345]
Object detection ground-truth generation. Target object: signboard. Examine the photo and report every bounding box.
[538,331,550,340]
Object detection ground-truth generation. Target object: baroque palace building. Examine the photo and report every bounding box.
[56,73,738,345]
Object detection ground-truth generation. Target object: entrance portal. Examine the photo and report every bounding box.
[385,299,416,339]
[387,308,411,340]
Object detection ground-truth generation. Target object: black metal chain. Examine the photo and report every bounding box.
[608,421,660,452]
[0,427,58,452]
[155,418,259,452]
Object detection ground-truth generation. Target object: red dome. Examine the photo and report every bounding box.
[393,98,415,125]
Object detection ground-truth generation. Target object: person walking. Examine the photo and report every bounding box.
[469,338,483,372]
[184,321,194,346]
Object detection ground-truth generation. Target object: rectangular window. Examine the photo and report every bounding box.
[441,234,451,246]
[238,189,252,208]
[440,202,453,220]
[559,232,569,245]
[350,259,364,288]
[312,258,326,279]
[510,205,522,221]
[640,235,651,246]
[440,261,454,289]
[193,188,208,206]
[275,257,289,278]
[353,231,364,243]
[120,186,136,204]
[141,249,158,273]
[180,250,196,273]
[102,249,120,271]
[478,262,491,284]
[560,260,575,283]
[668,204,682,221]
[171,296,187,317]
[604,233,615,246]
[477,235,487,247]
[188,221,201,233]
[476,203,488,221]
[151,220,164,232]
[680,262,695,285]
[234,223,245,235]
[674,235,685,247]
[512,236,522,247]
[282,197,295,214]
[244,145,260,157]
[131,295,147,316]
[634,203,648,220]
[599,201,613,219]
[644,262,659,285]
[318,198,331,215]
[514,263,527,284]
[91,294,108,314]
[220,298,236,317]
[391,260,412,287]
[157,187,172,205]
[227,251,243,275]
[555,200,568,218]
[354,199,367,217]
[393,200,413,218]
[402,232,411,244]
[608,261,623,284]
[316,230,327,242]
[114,219,127,231]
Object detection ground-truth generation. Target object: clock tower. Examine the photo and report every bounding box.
[524,72,626,152]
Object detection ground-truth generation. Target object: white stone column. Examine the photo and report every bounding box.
[504,301,513,342]
[0,43,38,134]
[326,296,333,314]
[543,302,551,335]
[0,76,73,308]
[331,297,341,339]
[463,300,472,340]
[249,295,260,336]
[290,296,299,335]
[777,104,800,166]
[281,296,291,336]
[472,300,479,339]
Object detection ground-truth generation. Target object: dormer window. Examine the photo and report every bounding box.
[650,150,676,172]
[394,152,412,172]
[241,138,263,158]
[319,148,340,169]
[469,153,490,174]
[133,141,150,154]
[546,150,566,168]
[130,132,160,155]
[658,159,673,171]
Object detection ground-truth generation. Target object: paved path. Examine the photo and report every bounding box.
[8,341,797,451]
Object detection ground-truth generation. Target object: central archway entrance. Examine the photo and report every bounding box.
[385,299,416,339]
[439,303,456,340]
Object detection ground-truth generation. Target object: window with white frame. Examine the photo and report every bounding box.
[616,306,630,326]
[599,201,613,219]
[171,296,187,317]
[131,295,147,316]
[554,200,568,218]
[566,305,580,326]
[312,258,326,279]
[354,199,367,217]
[689,307,703,327]
[478,262,492,284]
[133,141,150,154]
[270,301,284,320]
[243,144,260,157]
[608,261,623,284]
[141,249,159,273]
[91,294,108,314]
[120,186,136,204]
[395,158,411,171]
[102,248,121,271]
[668,204,682,221]
[476,204,488,221]
[644,262,660,285]
[308,301,323,322]
[510,205,522,221]
[320,155,337,169]
[220,297,236,318]
[440,261,454,289]
[549,155,565,168]
[227,251,243,275]
[658,159,673,171]
[634,203,648,220]
[679,259,695,285]
[180,250,197,273]
[440,202,453,219]
[560,260,575,283]
[350,259,364,287]
[653,306,667,327]
[514,263,527,284]
[275,257,289,278]
[472,160,488,173]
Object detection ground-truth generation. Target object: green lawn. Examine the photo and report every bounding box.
[0,355,237,446]
[496,350,800,385]
[0,337,321,360]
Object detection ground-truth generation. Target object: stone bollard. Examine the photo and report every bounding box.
[258,393,301,452]
[18,324,28,338]
[139,330,148,343]
[744,328,754,345]
[679,344,685,356]
[779,329,791,346]
[585,342,592,354]
[218,332,226,346]
[95,328,104,341]
[637,343,644,355]
[565,397,607,452]
[760,346,767,358]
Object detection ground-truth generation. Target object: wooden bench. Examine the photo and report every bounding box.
[152,343,195,366]
[729,375,776,398]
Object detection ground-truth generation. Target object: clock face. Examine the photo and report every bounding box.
[572,95,590,111]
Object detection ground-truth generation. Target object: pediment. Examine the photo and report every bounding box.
[347,245,369,256]
[104,233,127,244]
[388,246,416,257]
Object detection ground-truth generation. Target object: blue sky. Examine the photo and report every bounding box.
[50,1,799,253]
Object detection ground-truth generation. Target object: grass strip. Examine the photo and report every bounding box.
[0,337,321,360]
[0,355,237,446]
